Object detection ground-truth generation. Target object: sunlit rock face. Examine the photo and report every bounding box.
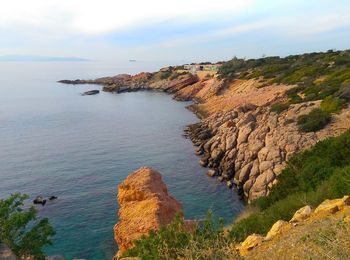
[114,167,182,258]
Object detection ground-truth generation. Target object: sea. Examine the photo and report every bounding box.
[0,61,244,259]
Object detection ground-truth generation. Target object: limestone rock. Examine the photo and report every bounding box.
[114,167,182,257]
[264,220,291,241]
[237,122,254,146]
[314,196,350,215]
[290,205,312,223]
[237,162,253,184]
[239,234,264,256]
[207,169,217,177]
[0,244,17,260]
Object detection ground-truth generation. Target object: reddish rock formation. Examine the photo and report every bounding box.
[114,167,182,258]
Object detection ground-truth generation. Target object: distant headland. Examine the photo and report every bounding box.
[0,55,89,62]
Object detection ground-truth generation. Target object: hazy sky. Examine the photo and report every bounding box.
[1,0,350,62]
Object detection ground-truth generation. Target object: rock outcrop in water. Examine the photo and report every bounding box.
[114,167,182,258]
[59,72,198,94]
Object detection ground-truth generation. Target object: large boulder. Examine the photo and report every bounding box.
[114,167,182,258]
[0,244,17,260]
[290,205,312,223]
[239,234,264,256]
[264,220,291,241]
[314,196,350,215]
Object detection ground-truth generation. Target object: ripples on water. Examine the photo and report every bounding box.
[0,61,244,259]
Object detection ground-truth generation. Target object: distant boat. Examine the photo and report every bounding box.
[81,90,99,96]
[129,59,136,62]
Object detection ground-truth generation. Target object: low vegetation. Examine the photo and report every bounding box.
[0,193,55,259]
[123,211,240,260]
[153,66,189,81]
[297,108,331,132]
[220,50,350,130]
[270,102,289,114]
[320,95,347,113]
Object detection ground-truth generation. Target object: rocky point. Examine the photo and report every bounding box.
[114,167,182,258]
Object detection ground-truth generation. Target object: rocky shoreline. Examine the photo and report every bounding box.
[59,72,199,95]
[59,68,350,202]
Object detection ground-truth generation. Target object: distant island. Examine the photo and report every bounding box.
[0,55,89,62]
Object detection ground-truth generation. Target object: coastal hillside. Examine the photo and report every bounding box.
[60,49,350,203]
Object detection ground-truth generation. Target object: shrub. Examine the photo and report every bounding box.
[337,82,350,100]
[0,193,55,259]
[123,211,231,260]
[320,96,346,113]
[271,102,289,114]
[204,73,213,80]
[230,165,350,241]
[169,72,180,80]
[297,108,331,132]
[159,71,172,80]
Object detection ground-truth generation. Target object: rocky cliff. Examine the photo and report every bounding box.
[114,167,182,258]
[186,102,350,201]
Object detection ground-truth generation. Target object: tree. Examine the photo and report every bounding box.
[0,193,55,259]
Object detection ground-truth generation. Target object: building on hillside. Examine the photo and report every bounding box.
[183,64,222,74]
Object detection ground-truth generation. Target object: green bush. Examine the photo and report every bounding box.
[297,108,331,132]
[337,82,350,100]
[271,102,289,114]
[159,71,172,80]
[320,96,346,113]
[123,211,230,260]
[0,193,55,259]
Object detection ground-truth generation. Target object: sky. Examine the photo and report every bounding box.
[0,0,350,63]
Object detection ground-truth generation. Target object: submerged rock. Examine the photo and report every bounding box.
[33,196,46,206]
[81,90,99,95]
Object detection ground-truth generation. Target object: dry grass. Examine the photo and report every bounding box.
[159,236,242,260]
[246,216,350,260]
[298,219,350,260]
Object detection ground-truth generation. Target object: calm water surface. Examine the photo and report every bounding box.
[0,61,244,259]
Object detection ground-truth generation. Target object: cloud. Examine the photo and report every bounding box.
[0,0,255,35]
[280,13,350,38]
[157,20,274,47]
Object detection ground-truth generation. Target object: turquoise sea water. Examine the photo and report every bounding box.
[0,61,244,259]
